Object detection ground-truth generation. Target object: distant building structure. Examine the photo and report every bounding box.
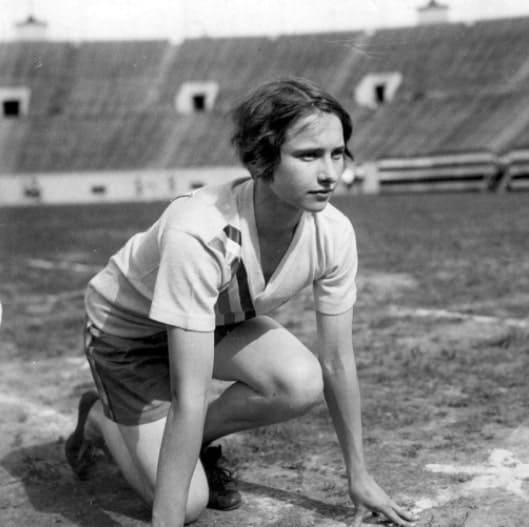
[2,11,529,204]
[417,1,449,25]
[0,87,31,118]
[15,14,48,40]
[175,82,219,114]
[355,72,403,109]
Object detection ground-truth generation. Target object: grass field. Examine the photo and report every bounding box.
[1,191,528,526]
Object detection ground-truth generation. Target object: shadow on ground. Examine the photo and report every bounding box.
[1,439,363,527]
[1,440,150,527]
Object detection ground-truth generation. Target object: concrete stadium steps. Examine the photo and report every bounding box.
[10,111,236,172]
[135,16,529,108]
[158,113,238,167]
[266,31,367,97]
[0,119,28,173]
[352,91,529,162]
[353,23,471,94]
[352,97,477,161]
[357,17,529,96]
[159,32,367,110]
[474,17,529,89]
[0,41,77,116]
[13,115,122,172]
[0,40,169,117]
[0,41,72,80]
[63,78,159,115]
[442,91,529,154]
[62,41,169,115]
[72,40,168,79]
[509,118,529,151]
[13,112,174,172]
[2,17,529,192]
[158,36,274,110]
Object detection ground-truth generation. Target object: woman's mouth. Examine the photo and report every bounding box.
[309,188,333,197]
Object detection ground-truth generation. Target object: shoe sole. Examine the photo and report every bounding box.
[207,499,242,511]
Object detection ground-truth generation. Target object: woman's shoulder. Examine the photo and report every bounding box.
[160,178,249,239]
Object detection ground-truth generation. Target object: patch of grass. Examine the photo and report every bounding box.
[334,193,529,317]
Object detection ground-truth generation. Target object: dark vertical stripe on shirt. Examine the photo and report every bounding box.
[223,225,242,245]
[236,261,256,318]
[217,287,235,324]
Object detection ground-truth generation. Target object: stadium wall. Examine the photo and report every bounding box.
[0,167,247,206]
[0,165,376,206]
[4,154,503,207]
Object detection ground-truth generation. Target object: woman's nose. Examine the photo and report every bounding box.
[318,157,339,183]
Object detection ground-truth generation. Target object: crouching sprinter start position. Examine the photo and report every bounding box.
[66,78,417,527]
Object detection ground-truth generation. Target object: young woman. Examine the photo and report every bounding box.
[66,78,417,527]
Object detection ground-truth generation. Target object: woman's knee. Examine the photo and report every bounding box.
[272,351,323,414]
[214,315,324,414]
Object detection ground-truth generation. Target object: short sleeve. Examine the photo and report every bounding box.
[313,221,357,315]
[149,229,221,331]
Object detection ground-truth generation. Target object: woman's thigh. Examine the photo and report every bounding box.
[213,315,322,395]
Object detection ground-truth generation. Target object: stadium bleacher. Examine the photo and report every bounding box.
[1,15,529,201]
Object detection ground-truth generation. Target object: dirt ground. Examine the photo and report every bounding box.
[1,193,528,526]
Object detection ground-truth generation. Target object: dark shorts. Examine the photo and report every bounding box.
[84,320,238,426]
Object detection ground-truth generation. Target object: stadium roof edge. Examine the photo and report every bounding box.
[3,14,529,45]
[177,15,529,41]
[0,38,172,45]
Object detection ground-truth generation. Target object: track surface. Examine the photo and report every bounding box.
[1,193,528,526]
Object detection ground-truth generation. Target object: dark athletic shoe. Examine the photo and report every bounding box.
[65,391,99,480]
[200,445,242,511]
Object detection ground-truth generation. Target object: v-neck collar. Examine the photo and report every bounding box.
[237,178,306,297]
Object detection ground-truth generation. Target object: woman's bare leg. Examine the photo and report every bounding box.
[203,315,323,445]
[84,401,208,524]
[76,315,320,519]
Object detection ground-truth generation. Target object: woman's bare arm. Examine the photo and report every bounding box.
[317,309,416,526]
[152,327,214,527]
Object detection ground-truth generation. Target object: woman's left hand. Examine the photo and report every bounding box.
[348,472,418,526]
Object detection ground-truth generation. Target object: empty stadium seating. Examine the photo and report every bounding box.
[1,16,529,196]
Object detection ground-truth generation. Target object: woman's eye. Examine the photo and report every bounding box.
[299,152,317,161]
[332,151,345,160]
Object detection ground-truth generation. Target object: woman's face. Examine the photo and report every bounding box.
[268,111,346,213]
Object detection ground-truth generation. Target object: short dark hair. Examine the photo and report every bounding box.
[231,78,353,181]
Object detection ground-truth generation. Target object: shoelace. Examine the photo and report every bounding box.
[202,446,236,490]
[208,465,235,490]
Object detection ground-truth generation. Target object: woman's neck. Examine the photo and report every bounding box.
[253,178,302,237]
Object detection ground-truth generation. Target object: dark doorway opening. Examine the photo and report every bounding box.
[3,99,21,117]
[192,94,206,112]
[374,84,386,105]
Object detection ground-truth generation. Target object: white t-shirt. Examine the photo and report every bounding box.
[86,177,357,337]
